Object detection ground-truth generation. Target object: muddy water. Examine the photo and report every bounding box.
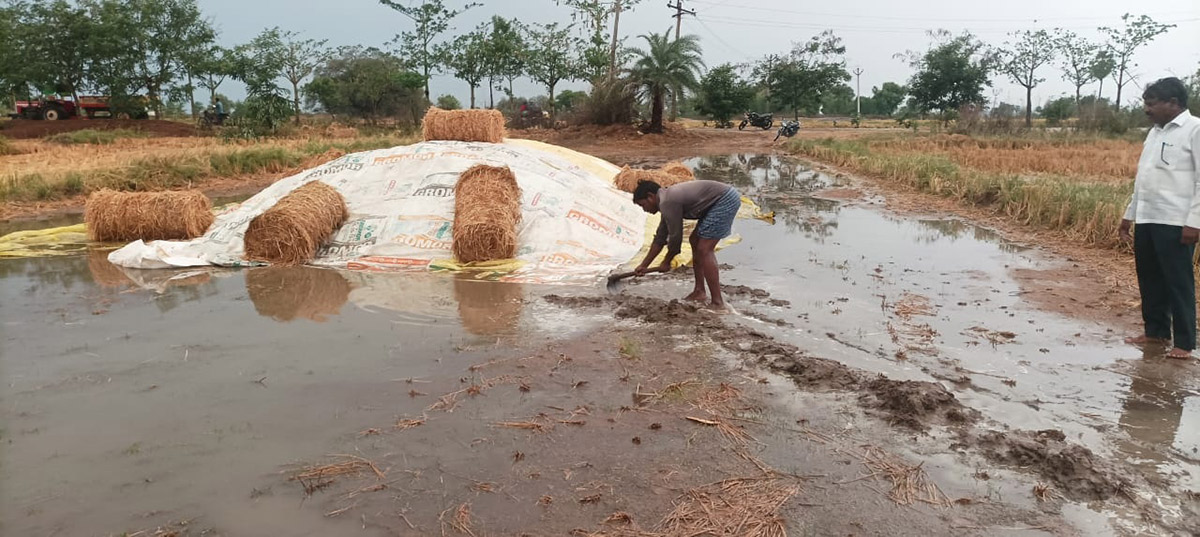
[1,154,1197,534]
[682,154,1199,498]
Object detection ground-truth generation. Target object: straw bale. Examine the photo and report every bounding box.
[659,161,695,180]
[245,266,351,322]
[422,107,507,143]
[452,165,521,263]
[85,189,213,242]
[613,166,692,193]
[454,277,524,335]
[243,181,348,266]
[87,248,133,287]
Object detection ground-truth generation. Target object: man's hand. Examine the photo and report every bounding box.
[634,264,650,276]
[1183,226,1200,245]
[1119,219,1133,243]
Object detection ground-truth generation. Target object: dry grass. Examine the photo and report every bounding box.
[84,189,213,241]
[856,446,952,507]
[244,266,351,321]
[423,107,506,143]
[868,135,1139,182]
[613,166,693,193]
[452,165,521,263]
[892,293,936,319]
[659,161,695,180]
[290,454,386,495]
[243,181,348,265]
[659,477,799,537]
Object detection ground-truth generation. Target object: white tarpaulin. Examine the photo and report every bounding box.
[109,139,647,284]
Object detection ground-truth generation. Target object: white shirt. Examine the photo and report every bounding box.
[1123,110,1200,227]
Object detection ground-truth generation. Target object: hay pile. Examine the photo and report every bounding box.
[243,181,348,266]
[659,161,695,180]
[452,165,521,263]
[85,189,214,242]
[422,107,506,143]
[613,166,693,193]
[454,278,524,335]
[245,266,351,322]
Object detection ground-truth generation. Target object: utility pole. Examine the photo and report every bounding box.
[668,0,695,40]
[852,67,863,117]
[607,0,623,81]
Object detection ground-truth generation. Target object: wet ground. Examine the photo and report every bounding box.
[2,154,1198,536]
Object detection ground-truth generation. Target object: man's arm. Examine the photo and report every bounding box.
[636,219,671,274]
[1183,127,1200,244]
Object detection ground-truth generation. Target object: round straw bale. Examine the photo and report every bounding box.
[659,161,695,180]
[454,277,524,335]
[452,165,522,263]
[422,107,507,143]
[243,181,348,266]
[85,189,214,242]
[245,266,350,322]
[87,248,133,287]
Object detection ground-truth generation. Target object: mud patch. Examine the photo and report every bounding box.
[964,429,1133,501]
[859,377,979,430]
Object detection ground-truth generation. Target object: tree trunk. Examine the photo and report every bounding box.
[292,80,301,125]
[1024,85,1032,127]
[508,78,513,99]
[669,91,677,123]
[549,83,556,122]
[488,76,495,109]
[650,90,664,133]
[424,64,431,100]
[608,0,622,81]
[187,73,196,120]
[1114,68,1124,110]
[470,85,476,109]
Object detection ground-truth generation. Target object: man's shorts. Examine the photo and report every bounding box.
[697,188,741,240]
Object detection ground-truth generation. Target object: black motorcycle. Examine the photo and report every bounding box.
[773,120,800,141]
[738,111,774,131]
[199,107,228,128]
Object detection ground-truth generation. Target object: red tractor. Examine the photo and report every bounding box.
[10,95,149,120]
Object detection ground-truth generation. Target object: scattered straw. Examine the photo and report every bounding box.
[613,166,692,193]
[85,189,213,242]
[452,164,521,263]
[423,107,506,143]
[857,446,951,507]
[892,293,936,319]
[243,181,347,265]
[659,477,799,537]
[245,266,350,322]
[395,417,426,430]
[439,502,477,536]
[290,454,386,495]
[1033,482,1058,502]
[659,161,695,180]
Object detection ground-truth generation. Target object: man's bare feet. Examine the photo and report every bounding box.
[706,301,731,313]
[683,291,707,303]
[1125,335,1169,345]
[1166,347,1193,359]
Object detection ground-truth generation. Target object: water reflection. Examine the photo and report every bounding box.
[245,266,351,322]
[1118,348,1200,468]
[453,276,524,336]
[914,219,1027,253]
[87,248,133,288]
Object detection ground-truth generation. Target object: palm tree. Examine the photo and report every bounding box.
[627,31,704,133]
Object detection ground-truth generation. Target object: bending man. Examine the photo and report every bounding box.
[632,179,741,309]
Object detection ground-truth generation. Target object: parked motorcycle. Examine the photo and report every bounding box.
[738,111,774,131]
[773,120,800,141]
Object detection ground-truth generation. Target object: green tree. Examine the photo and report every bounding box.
[868,82,906,116]
[695,63,753,126]
[763,31,850,120]
[277,30,329,124]
[484,17,526,107]
[819,84,856,116]
[627,31,704,133]
[554,89,588,113]
[24,1,94,103]
[1099,14,1174,108]
[0,2,29,104]
[1054,30,1098,105]
[194,46,238,106]
[1187,65,1200,116]
[524,22,583,120]
[557,0,611,81]
[998,29,1055,127]
[105,0,215,119]
[379,0,479,100]
[902,30,994,121]
[446,28,488,108]
[1088,50,1116,103]
[436,94,461,109]
[305,46,426,124]
[1038,96,1076,125]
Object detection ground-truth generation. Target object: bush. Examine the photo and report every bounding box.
[435,95,461,110]
[582,77,637,126]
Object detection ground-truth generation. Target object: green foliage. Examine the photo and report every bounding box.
[868,82,907,116]
[524,22,585,118]
[225,85,292,138]
[1187,66,1200,117]
[755,31,850,119]
[819,84,856,116]
[436,94,462,110]
[695,64,753,126]
[554,89,588,113]
[193,46,238,105]
[23,1,94,99]
[304,46,426,124]
[484,17,527,101]
[379,0,479,99]
[1099,14,1174,108]
[627,32,704,133]
[1054,31,1099,103]
[1039,96,1076,125]
[45,129,149,145]
[998,29,1056,126]
[276,30,330,122]
[582,76,637,126]
[903,30,995,120]
[446,29,489,108]
[0,136,18,156]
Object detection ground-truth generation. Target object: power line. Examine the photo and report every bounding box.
[690,16,754,60]
[669,0,697,40]
[687,0,1198,24]
[693,13,1200,34]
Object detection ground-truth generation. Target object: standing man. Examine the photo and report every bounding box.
[1120,77,1200,359]
[632,179,741,310]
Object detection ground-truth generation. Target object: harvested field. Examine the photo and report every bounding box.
[0,118,197,139]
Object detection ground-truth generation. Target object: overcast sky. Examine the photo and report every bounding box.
[197,0,1200,110]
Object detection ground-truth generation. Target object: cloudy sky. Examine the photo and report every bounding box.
[198,0,1200,110]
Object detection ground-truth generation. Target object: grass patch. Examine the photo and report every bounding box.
[0,136,18,155]
[619,336,641,360]
[45,129,149,145]
[790,136,1133,251]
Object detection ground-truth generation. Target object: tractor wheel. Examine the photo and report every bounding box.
[42,107,62,121]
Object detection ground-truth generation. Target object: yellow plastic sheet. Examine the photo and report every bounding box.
[0,223,91,258]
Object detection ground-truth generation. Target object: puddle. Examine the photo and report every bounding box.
[680,153,1200,503]
[1,154,1196,534]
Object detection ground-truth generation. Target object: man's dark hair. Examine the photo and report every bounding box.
[632,180,661,201]
[1143,77,1188,108]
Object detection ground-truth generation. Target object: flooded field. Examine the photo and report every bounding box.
[2,155,1197,536]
